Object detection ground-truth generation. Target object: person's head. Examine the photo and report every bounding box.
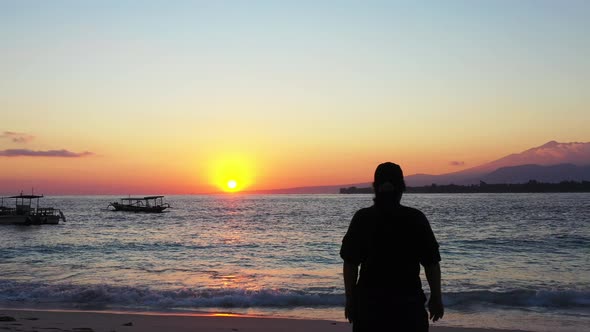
[373,162,405,206]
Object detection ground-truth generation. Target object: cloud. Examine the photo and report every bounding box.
[450,161,465,166]
[0,149,94,157]
[1,131,35,143]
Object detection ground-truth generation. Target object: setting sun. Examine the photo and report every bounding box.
[208,154,255,193]
[227,180,237,190]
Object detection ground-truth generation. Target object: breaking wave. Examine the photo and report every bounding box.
[0,280,587,311]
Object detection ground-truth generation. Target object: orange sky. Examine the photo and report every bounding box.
[1,2,589,194]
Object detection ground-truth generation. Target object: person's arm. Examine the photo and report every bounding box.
[424,262,444,322]
[343,261,359,323]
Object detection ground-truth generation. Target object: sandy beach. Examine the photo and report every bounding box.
[0,309,530,332]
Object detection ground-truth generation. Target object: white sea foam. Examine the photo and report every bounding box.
[1,280,587,311]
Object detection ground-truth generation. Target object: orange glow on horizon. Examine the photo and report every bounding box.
[208,154,255,193]
[211,313,239,317]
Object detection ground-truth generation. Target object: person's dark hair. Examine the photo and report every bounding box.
[372,162,405,207]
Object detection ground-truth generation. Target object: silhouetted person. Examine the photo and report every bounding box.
[340,162,443,331]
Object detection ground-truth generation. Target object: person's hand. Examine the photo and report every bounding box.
[428,297,444,322]
[344,297,355,323]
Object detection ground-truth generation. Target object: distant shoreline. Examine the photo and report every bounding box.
[340,180,590,194]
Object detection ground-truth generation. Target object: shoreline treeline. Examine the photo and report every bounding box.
[340,180,590,194]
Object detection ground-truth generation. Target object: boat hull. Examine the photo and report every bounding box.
[0,215,60,225]
[37,215,60,224]
[0,215,28,225]
[109,203,167,213]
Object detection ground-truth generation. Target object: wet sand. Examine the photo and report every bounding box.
[0,309,531,332]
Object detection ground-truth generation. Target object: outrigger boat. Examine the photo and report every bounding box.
[107,196,170,213]
[0,194,66,225]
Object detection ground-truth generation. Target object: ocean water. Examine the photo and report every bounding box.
[0,194,588,331]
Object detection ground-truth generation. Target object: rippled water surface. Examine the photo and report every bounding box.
[1,194,588,331]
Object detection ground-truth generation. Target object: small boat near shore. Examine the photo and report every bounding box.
[0,194,66,225]
[107,196,170,213]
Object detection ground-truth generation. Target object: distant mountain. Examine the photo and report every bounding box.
[255,141,590,193]
[405,141,590,186]
[480,163,590,184]
[469,141,590,173]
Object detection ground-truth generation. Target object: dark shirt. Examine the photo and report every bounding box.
[340,205,441,300]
